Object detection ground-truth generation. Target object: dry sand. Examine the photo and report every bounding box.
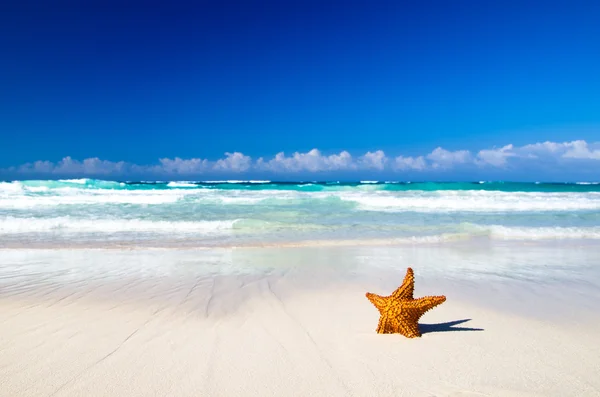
[1,266,600,397]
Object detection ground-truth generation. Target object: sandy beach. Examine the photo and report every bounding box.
[1,245,599,397]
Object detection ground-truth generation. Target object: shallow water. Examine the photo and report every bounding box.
[2,243,599,319]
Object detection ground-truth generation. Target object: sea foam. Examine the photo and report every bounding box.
[0,217,238,234]
[2,180,600,247]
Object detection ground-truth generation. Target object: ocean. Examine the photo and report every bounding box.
[1,179,600,248]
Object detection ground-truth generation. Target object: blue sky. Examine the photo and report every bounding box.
[1,0,599,180]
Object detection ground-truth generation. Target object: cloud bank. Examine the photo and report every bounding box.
[3,140,600,180]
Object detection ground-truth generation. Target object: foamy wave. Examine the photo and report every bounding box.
[58,178,88,184]
[484,225,600,240]
[0,217,238,234]
[1,184,600,213]
[343,191,600,212]
[0,193,182,207]
[0,187,289,208]
[26,186,50,192]
[1,179,126,192]
[0,185,203,208]
[0,182,23,194]
[202,180,271,184]
[2,215,599,244]
[259,225,600,244]
[167,182,197,188]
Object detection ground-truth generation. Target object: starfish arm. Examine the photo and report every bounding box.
[390,267,414,301]
[404,295,447,319]
[376,313,391,333]
[394,296,446,338]
[376,309,406,335]
[397,311,422,338]
[365,292,389,314]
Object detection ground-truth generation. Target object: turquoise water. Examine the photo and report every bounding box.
[10,179,600,192]
[1,179,600,247]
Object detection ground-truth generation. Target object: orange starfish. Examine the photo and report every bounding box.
[366,267,446,338]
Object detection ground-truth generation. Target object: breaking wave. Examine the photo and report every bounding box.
[1,179,599,247]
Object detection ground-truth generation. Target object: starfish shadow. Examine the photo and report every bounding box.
[419,319,484,334]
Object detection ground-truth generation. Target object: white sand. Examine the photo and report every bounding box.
[1,247,600,396]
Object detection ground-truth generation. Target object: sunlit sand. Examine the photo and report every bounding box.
[1,245,599,396]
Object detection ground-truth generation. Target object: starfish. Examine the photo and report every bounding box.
[366,267,446,338]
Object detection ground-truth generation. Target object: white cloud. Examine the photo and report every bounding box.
[152,157,210,174]
[426,147,471,168]
[518,140,600,160]
[521,141,567,154]
[562,141,600,160]
[16,156,128,175]
[476,144,515,167]
[359,150,387,170]
[257,149,355,172]
[394,155,427,170]
[4,139,600,178]
[213,152,252,172]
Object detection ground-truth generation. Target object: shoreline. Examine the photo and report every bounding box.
[2,235,600,250]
